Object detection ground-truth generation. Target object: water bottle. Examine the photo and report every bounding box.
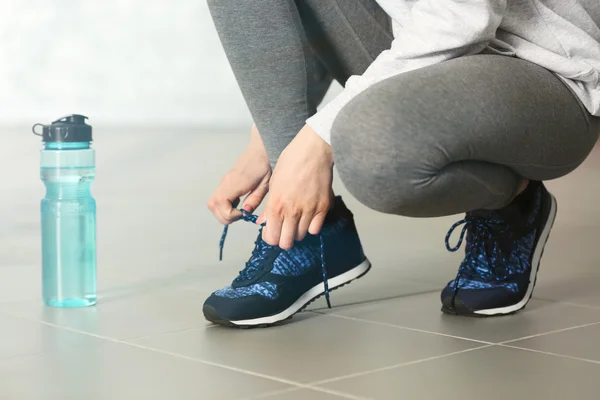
[33,115,97,308]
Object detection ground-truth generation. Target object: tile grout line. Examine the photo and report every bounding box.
[281,387,370,400]
[121,324,219,342]
[313,311,600,349]
[1,313,303,386]
[533,298,600,311]
[306,344,494,387]
[4,299,600,396]
[0,304,219,343]
[0,351,46,362]
[239,386,371,400]
[1,312,366,400]
[311,311,493,345]
[237,387,302,400]
[0,308,484,400]
[499,320,600,344]
[499,344,600,365]
[560,302,600,311]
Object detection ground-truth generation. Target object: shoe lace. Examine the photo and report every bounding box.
[445,213,516,292]
[219,210,332,308]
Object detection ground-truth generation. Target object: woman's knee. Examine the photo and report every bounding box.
[330,96,438,215]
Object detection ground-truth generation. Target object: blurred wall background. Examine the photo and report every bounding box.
[0,0,343,231]
[0,0,252,127]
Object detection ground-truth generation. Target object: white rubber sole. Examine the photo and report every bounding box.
[230,259,371,326]
[474,192,557,316]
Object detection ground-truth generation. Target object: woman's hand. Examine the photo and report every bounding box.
[207,125,271,225]
[259,125,334,250]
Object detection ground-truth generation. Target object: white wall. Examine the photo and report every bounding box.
[0,0,253,127]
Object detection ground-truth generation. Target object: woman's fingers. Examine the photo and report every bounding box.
[242,178,269,213]
[295,214,313,242]
[207,179,245,225]
[261,198,316,248]
[207,126,272,226]
[279,214,301,250]
[308,211,327,236]
[208,195,242,225]
[262,205,283,246]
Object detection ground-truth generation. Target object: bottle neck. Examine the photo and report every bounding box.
[45,142,90,150]
[45,180,93,200]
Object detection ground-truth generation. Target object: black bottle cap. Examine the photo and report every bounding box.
[32,114,92,143]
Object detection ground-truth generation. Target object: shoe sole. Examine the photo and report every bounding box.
[204,259,372,328]
[441,191,558,318]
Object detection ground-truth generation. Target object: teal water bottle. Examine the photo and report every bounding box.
[33,115,97,308]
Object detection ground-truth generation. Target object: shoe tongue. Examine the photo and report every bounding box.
[470,181,540,223]
[231,231,280,288]
[469,209,500,220]
[469,199,528,231]
[468,210,507,230]
[469,203,531,262]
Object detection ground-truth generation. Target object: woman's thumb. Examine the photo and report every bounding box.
[242,183,268,213]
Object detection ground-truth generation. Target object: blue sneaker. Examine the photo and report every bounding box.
[441,181,557,317]
[203,196,371,328]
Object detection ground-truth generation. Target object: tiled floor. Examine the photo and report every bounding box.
[2,127,600,399]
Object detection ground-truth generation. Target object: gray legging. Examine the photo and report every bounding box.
[207,0,599,217]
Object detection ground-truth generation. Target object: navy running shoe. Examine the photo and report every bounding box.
[203,196,371,328]
[441,181,557,317]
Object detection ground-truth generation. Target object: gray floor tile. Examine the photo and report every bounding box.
[535,223,600,276]
[510,322,600,362]
[346,204,461,288]
[532,224,600,308]
[329,292,600,343]
[0,225,39,266]
[0,266,42,304]
[3,129,600,397]
[0,313,92,360]
[534,269,600,308]
[320,345,600,400]
[0,264,127,305]
[0,337,289,400]
[0,286,209,340]
[130,312,480,383]
[306,266,438,311]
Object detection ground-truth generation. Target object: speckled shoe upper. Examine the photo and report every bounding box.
[203,196,369,326]
[441,181,556,315]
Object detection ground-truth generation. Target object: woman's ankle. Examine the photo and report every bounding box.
[516,179,530,196]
